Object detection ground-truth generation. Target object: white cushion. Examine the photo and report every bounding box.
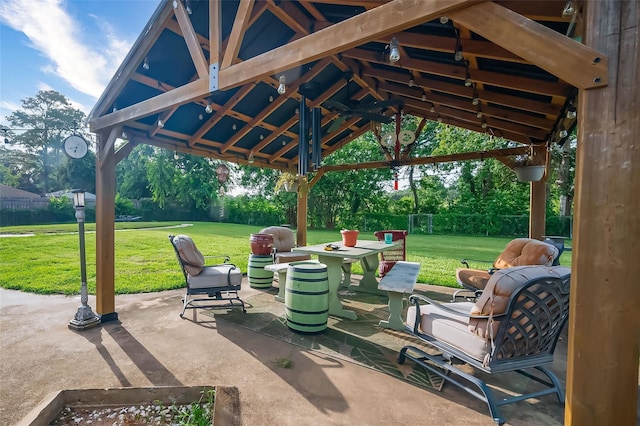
[407,302,490,362]
[187,264,242,289]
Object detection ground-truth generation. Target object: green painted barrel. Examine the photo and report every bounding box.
[285,262,329,334]
[248,254,274,288]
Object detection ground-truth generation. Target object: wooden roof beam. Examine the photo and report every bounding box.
[219,58,332,153]
[221,0,254,69]
[209,0,221,66]
[173,0,209,79]
[361,66,562,116]
[218,0,483,90]
[374,32,525,63]
[449,1,607,89]
[385,84,555,130]
[344,47,572,97]
[319,146,531,173]
[400,96,548,139]
[188,83,256,146]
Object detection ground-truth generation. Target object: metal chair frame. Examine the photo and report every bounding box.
[399,274,570,425]
[168,235,246,317]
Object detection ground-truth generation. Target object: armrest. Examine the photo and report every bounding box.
[460,258,493,269]
[203,255,231,264]
[407,293,500,335]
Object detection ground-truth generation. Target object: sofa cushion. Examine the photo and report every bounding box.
[173,234,205,276]
[188,264,242,289]
[468,265,571,338]
[494,238,559,269]
[407,302,490,362]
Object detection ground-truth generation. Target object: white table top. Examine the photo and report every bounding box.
[292,240,400,259]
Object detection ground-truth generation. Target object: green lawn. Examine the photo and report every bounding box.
[0,222,572,295]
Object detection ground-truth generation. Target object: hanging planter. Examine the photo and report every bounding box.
[275,172,299,192]
[513,165,545,182]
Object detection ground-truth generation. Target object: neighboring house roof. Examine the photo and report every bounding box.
[0,184,45,199]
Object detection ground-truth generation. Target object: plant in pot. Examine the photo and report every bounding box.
[512,154,546,182]
[275,172,300,192]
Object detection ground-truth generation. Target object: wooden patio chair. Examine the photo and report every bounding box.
[399,265,571,425]
[169,234,245,318]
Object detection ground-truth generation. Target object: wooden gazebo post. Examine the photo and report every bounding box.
[565,1,639,423]
[94,128,120,322]
[296,175,308,247]
[529,144,547,240]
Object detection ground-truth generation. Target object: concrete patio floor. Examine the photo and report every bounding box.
[0,280,568,425]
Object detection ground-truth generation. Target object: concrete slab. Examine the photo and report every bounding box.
[1,281,567,425]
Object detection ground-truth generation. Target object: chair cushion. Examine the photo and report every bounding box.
[173,234,205,276]
[407,302,490,362]
[468,265,571,338]
[188,264,242,289]
[274,252,312,263]
[493,238,559,269]
[455,268,491,291]
[260,226,296,252]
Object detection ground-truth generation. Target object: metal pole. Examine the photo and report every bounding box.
[69,196,100,331]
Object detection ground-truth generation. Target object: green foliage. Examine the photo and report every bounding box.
[47,195,74,222]
[116,143,153,199]
[115,193,136,216]
[3,90,89,195]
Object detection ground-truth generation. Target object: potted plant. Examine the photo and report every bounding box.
[275,172,299,192]
[512,154,545,182]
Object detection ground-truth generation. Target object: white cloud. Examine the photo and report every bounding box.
[0,0,132,100]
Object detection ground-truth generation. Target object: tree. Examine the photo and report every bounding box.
[3,90,88,194]
[116,143,154,199]
[146,148,227,211]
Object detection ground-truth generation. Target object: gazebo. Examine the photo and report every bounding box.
[87,1,638,424]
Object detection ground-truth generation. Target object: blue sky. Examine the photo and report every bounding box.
[0,0,161,125]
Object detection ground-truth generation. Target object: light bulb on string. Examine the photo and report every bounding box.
[389,37,400,63]
[277,75,286,95]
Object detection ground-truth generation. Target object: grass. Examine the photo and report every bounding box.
[0,221,572,295]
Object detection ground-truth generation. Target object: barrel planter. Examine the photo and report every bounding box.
[285,262,329,334]
[249,233,274,255]
[248,254,274,288]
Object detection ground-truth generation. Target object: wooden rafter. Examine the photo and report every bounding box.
[320,145,530,172]
[343,48,572,98]
[209,0,221,66]
[218,0,482,90]
[221,0,254,69]
[450,2,608,89]
[173,0,208,78]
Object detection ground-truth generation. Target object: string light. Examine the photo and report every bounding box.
[248,151,254,164]
[142,58,149,70]
[389,37,400,63]
[205,103,213,114]
[277,75,286,95]
[439,16,449,24]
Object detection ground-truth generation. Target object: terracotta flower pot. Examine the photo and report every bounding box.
[250,233,274,255]
[340,229,359,247]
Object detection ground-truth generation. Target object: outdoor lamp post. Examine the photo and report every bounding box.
[68,189,100,330]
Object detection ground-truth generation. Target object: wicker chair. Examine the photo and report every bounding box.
[399,265,571,425]
[169,234,245,318]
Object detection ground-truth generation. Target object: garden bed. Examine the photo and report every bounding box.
[16,386,240,426]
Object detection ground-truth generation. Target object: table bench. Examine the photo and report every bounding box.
[377,261,421,330]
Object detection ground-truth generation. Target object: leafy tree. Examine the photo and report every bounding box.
[309,135,388,229]
[116,143,154,199]
[3,90,88,194]
[146,148,226,211]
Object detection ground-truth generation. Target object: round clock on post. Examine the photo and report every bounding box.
[63,135,88,159]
